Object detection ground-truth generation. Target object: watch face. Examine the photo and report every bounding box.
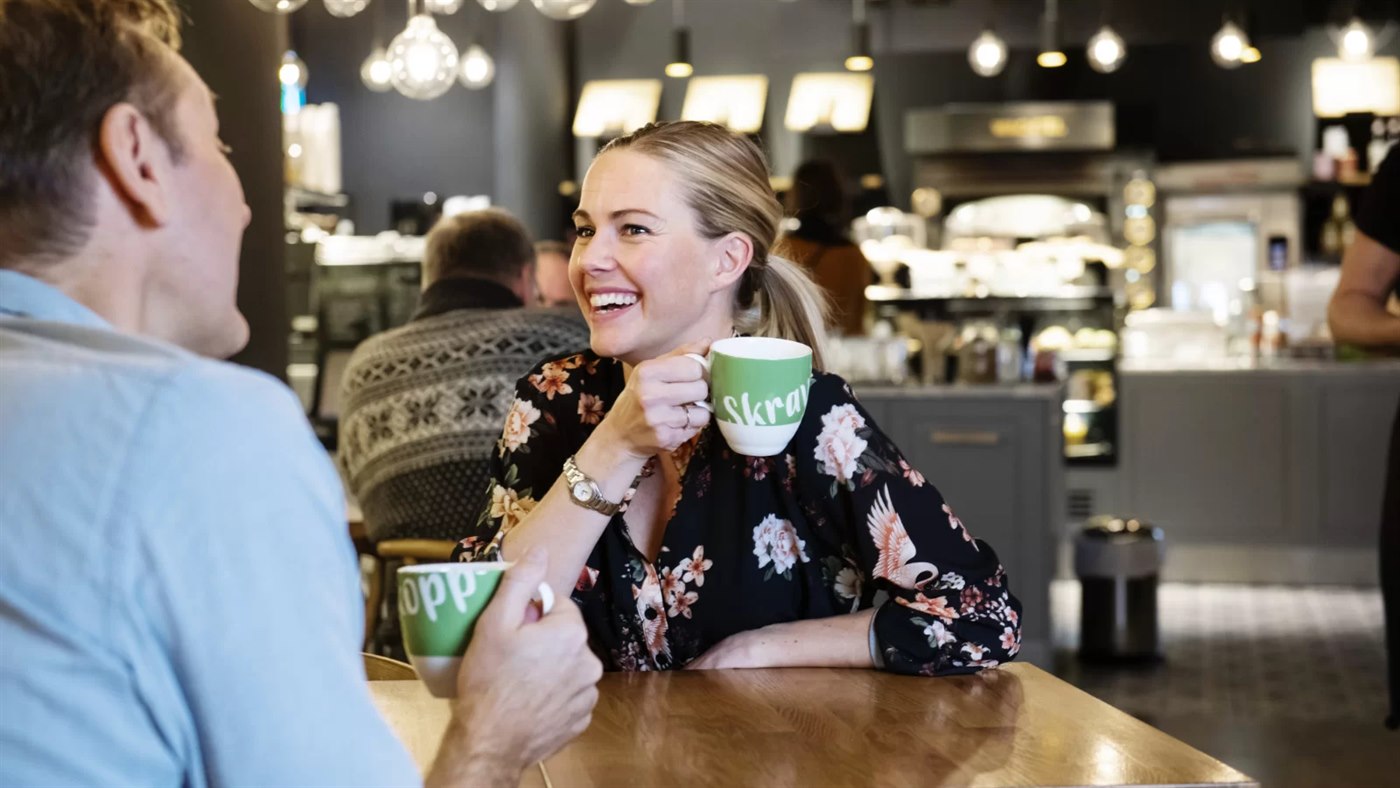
[572,481,594,502]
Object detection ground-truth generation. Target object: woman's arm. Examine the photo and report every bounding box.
[686,609,875,670]
[1328,230,1400,349]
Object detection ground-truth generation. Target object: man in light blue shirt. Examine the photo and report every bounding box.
[0,2,601,786]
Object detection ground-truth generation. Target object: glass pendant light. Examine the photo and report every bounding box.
[624,0,655,4]
[1337,18,1376,62]
[249,0,309,13]
[388,9,460,100]
[1037,0,1066,68]
[1086,26,1126,73]
[844,0,873,72]
[425,0,465,12]
[459,44,496,89]
[1210,19,1249,69]
[968,28,1007,77]
[279,50,309,89]
[361,47,394,91]
[478,0,518,9]
[324,0,369,17]
[531,0,596,20]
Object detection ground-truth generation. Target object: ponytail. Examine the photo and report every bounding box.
[742,254,830,371]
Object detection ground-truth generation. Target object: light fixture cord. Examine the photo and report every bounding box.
[853,0,865,25]
[673,0,685,28]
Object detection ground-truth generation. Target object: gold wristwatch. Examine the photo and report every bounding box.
[563,454,625,516]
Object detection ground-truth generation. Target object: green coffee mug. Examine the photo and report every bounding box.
[397,562,554,697]
[686,336,813,457]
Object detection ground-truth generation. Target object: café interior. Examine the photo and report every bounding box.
[80,0,1400,785]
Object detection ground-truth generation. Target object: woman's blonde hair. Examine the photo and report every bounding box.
[598,121,830,369]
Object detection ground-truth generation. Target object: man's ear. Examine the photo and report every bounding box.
[95,102,174,228]
[710,232,753,293]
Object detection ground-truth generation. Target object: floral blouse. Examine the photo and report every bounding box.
[455,351,1023,676]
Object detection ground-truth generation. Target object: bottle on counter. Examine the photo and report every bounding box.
[996,325,1024,384]
[1320,194,1354,258]
[1369,118,1394,174]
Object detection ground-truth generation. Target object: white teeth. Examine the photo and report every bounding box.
[589,292,639,308]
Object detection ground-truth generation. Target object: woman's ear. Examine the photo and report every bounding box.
[710,232,753,293]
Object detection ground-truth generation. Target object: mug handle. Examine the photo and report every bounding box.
[682,353,715,413]
[534,582,555,616]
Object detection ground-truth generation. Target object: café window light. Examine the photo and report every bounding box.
[478,0,519,10]
[573,79,663,138]
[248,0,309,13]
[1312,56,1400,117]
[1210,18,1249,69]
[784,72,874,133]
[1086,26,1126,73]
[531,0,596,20]
[681,75,768,133]
[459,44,496,89]
[968,28,1008,77]
[665,0,693,78]
[324,0,369,17]
[845,0,873,72]
[388,6,460,100]
[1037,0,1066,68]
[1335,18,1377,62]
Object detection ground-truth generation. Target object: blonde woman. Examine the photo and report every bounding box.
[456,122,1020,675]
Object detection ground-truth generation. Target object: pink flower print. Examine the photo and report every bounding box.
[959,586,985,615]
[744,456,770,480]
[575,565,600,593]
[632,565,670,662]
[962,643,988,661]
[753,514,809,576]
[820,403,866,434]
[528,362,573,400]
[1006,607,1019,627]
[668,589,698,619]
[897,592,961,623]
[1000,627,1020,656]
[678,546,712,587]
[658,566,686,606]
[899,459,926,487]
[577,392,604,425]
[814,405,868,482]
[501,398,541,452]
[943,503,978,550]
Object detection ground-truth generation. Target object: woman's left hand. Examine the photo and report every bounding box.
[684,630,764,670]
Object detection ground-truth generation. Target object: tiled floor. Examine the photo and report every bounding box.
[1050,581,1396,787]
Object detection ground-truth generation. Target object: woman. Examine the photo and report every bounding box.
[774,159,871,336]
[457,121,1019,675]
[1328,147,1400,730]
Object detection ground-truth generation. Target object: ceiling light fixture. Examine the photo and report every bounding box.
[459,44,496,88]
[845,0,873,72]
[1336,17,1377,62]
[478,0,519,9]
[1037,0,1066,68]
[665,0,693,78]
[324,0,370,17]
[388,2,460,100]
[248,0,309,13]
[531,0,596,20]
[1210,13,1250,69]
[968,27,1008,77]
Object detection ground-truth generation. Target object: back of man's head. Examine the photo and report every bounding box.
[0,0,184,270]
[423,208,536,290]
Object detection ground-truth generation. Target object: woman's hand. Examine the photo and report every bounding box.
[685,612,878,670]
[595,341,713,459]
[684,629,762,670]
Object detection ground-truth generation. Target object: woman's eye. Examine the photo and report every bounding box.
[574,226,595,238]
[622,224,651,236]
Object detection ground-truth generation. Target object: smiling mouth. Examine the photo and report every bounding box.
[589,292,640,314]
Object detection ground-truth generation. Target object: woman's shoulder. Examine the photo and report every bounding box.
[805,370,862,414]
[518,349,620,404]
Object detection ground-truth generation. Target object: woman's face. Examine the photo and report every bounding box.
[570,149,744,365]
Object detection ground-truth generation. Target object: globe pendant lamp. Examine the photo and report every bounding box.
[389,11,459,100]
[479,0,518,9]
[459,44,496,89]
[248,0,309,13]
[531,0,596,20]
[324,0,369,17]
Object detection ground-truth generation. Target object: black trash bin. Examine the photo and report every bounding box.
[1074,515,1166,662]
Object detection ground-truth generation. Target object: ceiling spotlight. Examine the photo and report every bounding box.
[665,0,693,77]
[1086,25,1126,73]
[968,28,1008,77]
[845,0,873,72]
[1038,0,1066,68]
[1337,18,1376,62]
[1211,19,1249,69]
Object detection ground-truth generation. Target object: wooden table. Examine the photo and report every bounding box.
[369,664,1256,787]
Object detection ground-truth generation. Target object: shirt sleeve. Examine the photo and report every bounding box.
[119,362,420,787]
[452,358,578,564]
[1357,146,1400,255]
[795,373,1023,676]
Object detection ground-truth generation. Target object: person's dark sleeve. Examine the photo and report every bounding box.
[795,373,1023,676]
[1358,147,1400,254]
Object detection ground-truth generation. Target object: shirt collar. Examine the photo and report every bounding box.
[0,269,112,329]
[412,276,524,322]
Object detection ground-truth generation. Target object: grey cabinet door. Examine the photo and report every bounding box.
[1317,379,1400,547]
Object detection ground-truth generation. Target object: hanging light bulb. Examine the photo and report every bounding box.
[1037,0,1066,68]
[968,28,1008,77]
[249,0,310,13]
[1337,18,1376,62]
[1210,19,1249,69]
[424,0,464,11]
[361,46,394,91]
[665,0,692,77]
[279,50,309,89]
[1240,45,1261,63]
[388,13,460,100]
[624,0,656,4]
[459,44,496,88]
[1086,25,1126,73]
[530,0,596,20]
[324,0,369,16]
[845,0,873,72]
[478,0,518,9]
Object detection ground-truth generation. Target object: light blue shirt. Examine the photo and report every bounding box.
[0,270,419,787]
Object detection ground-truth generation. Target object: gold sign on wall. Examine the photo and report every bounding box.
[989,115,1069,140]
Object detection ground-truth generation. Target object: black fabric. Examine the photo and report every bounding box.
[1385,401,1400,729]
[411,277,522,322]
[456,351,1022,676]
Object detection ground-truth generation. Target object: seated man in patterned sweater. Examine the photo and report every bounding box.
[337,209,590,552]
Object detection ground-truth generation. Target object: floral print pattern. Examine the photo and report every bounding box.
[457,350,1021,676]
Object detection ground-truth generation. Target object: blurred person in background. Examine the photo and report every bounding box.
[0,2,599,784]
[1327,148,1400,731]
[536,239,579,309]
[775,159,869,336]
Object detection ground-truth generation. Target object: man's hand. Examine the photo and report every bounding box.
[426,548,602,788]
